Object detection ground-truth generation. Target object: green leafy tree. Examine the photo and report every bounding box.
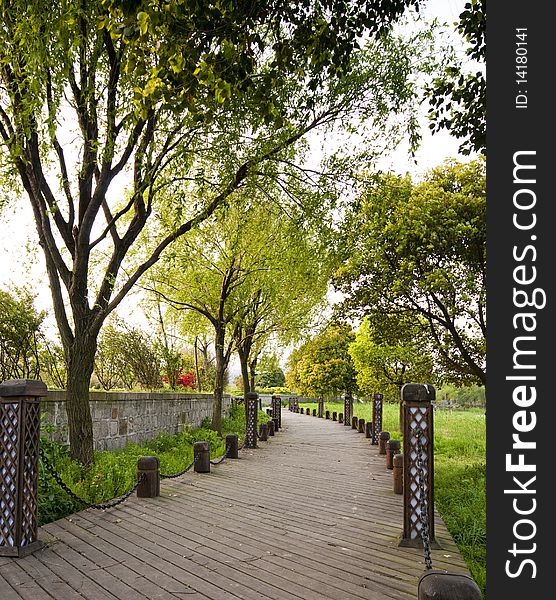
[426,0,486,155]
[0,287,44,381]
[348,314,435,399]
[0,0,424,464]
[335,158,486,386]
[286,322,358,397]
[256,353,286,389]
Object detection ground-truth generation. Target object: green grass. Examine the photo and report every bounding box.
[39,404,270,526]
[298,401,486,597]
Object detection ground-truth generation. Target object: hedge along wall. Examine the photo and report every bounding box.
[41,390,233,451]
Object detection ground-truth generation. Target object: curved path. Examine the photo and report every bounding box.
[0,410,470,599]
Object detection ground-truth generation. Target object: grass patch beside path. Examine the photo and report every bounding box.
[39,404,269,526]
[298,401,486,598]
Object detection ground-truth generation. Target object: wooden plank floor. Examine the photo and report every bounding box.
[0,411,471,599]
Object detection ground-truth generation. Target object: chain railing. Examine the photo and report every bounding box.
[39,448,145,510]
[210,444,231,465]
[160,456,196,479]
[415,430,433,570]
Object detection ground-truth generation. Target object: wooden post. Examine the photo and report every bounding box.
[137,456,160,498]
[393,454,403,494]
[418,571,482,600]
[272,394,282,429]
[379,431,390,455]
[400,383,436,547]
[358,418,365,433]
[365,421,373,439]
[343,391,353,427]
[312,408,317,417]
[351,415,358,429]
[318,397,324,418]
[338,412,343,423]
[259,423,268,442]
[0,380,46,557]
[226,434,239,458]
[245,391,259,449]
[268,420,275,436]
[386,439,401,469]
[325,410,330,420]
[194,442,210,473]
[332,411,337,421]
[371,393,383,445]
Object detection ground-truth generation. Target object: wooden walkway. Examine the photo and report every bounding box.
[0,411,470,599]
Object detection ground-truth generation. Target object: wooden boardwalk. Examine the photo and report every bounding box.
[0,411,470,599]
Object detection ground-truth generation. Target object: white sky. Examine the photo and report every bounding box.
[0,0,471,349]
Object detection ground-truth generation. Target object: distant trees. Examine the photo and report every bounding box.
[286,323,358,397]
[0,287,44,381]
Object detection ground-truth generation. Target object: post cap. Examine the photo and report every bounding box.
[387,439,401,450]
[194,441,210,450]
[246,391,259,400]
[418,571,482,600]
[0,379,48,398]
[137,456,160,470]
[379,431,391,440]
[402,383,436,403]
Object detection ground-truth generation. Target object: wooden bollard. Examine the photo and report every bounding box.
[259,423,268,441]
[386,439,401,469]
[418,571,482,600]
[379,431,390,455]
[312,408,317,417]
[226,434,239,458]
[268,420,275,436]
[365,421,373,439]
[137,456,160,498]
[351,415,358,429]
[325,410,330,419]
[266,408,272,416]
[194,442,210,473]
[338,412,343,423]
[393,454,403,494]
[306,407,311,415]
[358,418,365,433]
[332,411,337,421]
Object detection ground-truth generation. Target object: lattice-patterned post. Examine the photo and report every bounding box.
[272,395,282,430]
[343,392,352,427]
[371,393,383,445]
[399,383,436,547]
[0,379,46,557]
[244,391,258,448]
[317,397,324,418]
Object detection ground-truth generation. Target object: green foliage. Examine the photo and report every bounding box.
[286,322,358,397]
[426,0,486,155]
[256,353,286,389]
[0,287,44,381]
[335,159,486,387]
[349,315,436,398]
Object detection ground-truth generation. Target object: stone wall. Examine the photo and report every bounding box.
[41,390,233,451]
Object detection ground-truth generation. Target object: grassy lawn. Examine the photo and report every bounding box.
[298,401,486,597]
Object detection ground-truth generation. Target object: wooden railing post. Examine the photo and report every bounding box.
[343,392,353,427]
[245,391,259,448]
[371,393,383,445]
[194,441,210,473]
[226,434,239,458]
[400,383,436,547]
[0,379,46,557]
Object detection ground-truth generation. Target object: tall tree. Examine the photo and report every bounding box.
[335,158,486,386]
[0,0,422,463]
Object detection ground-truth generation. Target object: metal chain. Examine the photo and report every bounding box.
[415,430,433,570]
[39,448,144,510]
[160,455,196,479]
[210,443,230,465]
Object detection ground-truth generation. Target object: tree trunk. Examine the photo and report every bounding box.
[194,337,202,392]
[65,332,97,466]
[211,326,225,434]
[249,354,258,393]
